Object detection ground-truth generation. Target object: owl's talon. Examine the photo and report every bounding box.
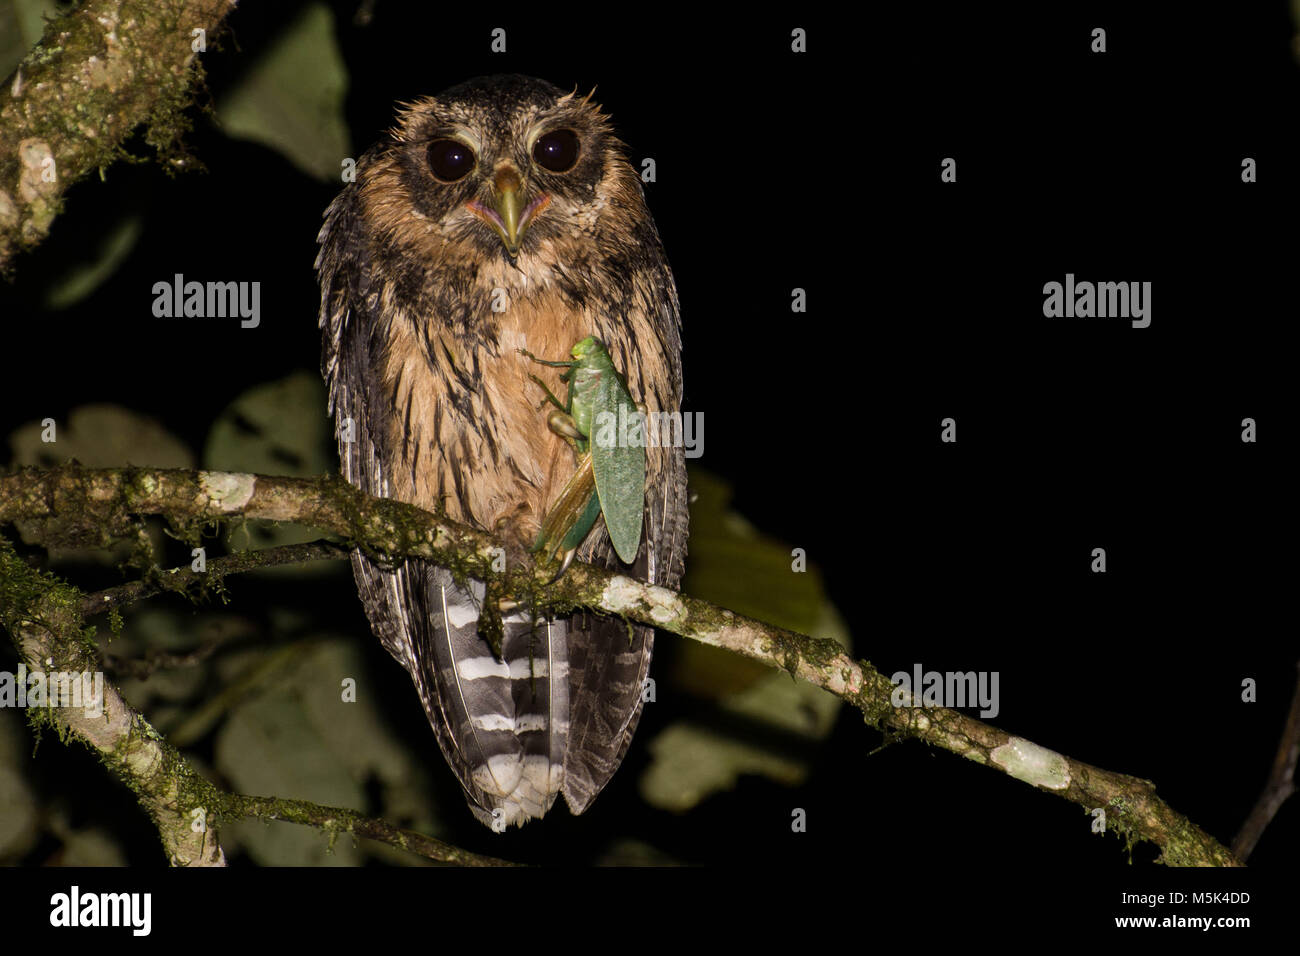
[542,548,578,585]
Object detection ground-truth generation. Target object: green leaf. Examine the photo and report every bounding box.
[42,215,142,310]
[215,679,366,866]
[215,2,349,181]
[637,467,852,813]
[203,371,330,478]
[7,403,193,470]
[213,637,448,864]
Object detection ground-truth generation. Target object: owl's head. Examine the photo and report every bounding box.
[358,74,642,269]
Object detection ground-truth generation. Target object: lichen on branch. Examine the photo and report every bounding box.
[0,0,238,270]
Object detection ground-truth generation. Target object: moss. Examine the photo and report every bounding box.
[1,0,233,264]
[1150,810,1221,867]
[25,700,59,745]
[119,465,159,507]
[0,534,90,649]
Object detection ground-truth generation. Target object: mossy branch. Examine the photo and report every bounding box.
[1,540,225,865]
[219,794,520,867]
[0,463,1243,866]
[0,0,237,270]
[0,532,516,867]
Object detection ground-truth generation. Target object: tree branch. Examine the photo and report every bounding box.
[80,538,349,616]
[1231,660,1300,861]
[0,532,516,866]
[223,794,520,867]
[0,463,1244,866]
[0,0,238,270]
[1,537,226,865]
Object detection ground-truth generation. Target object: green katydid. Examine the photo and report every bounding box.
[519,336,646,575]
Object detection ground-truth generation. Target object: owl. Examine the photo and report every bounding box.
[315,74,688,829]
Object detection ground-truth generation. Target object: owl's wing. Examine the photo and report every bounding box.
[317,188,567,827]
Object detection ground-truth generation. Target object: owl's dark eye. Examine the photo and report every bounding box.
[427,139,476,182]
[532,129,580,172]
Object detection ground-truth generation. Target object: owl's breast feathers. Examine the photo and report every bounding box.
[317,100,687,826]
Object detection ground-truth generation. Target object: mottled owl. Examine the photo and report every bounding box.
[315,74,688,829]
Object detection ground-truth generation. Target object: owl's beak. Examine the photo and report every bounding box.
[466,166,551,258]
[495,187,525,256]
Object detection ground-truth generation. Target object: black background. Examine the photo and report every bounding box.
[1,0,1294,935]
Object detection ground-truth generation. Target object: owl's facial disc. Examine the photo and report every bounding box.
[465,163,550,258]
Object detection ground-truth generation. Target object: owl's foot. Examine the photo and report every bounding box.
[549,547,578,582]
[527,546,579,585]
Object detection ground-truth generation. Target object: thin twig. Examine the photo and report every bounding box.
[164,638,309,747]
[79,539,350,616]
[1231,660,1300,861]
[226,795,521,867]
[100,632,231,679]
